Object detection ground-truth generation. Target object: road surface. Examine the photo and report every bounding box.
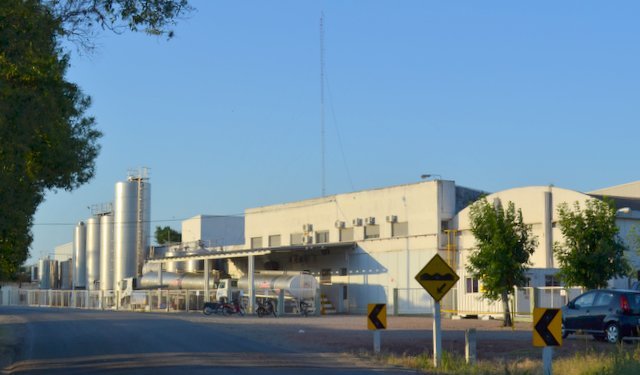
[0,307,413,374]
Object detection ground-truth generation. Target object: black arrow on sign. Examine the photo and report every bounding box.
[535,309,560,346]
[437,283,447,294]
[368,304,385,329]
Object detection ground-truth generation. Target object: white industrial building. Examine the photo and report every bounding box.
[214,180,640,315]
[21,176,640,317]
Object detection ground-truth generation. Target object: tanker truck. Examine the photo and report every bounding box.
[124,270,318,313]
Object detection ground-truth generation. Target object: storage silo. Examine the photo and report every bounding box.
[100,214,114,291]
[74,221,87,288]
[114,174,151,289]
[38,258,51,289]
[86,216,101,290]
[59,259,73,289]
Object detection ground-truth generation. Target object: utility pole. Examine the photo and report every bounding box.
[320,12,326,197]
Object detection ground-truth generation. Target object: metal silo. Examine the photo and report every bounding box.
[100,214,114,291]
[38,258,51,289]
[86,217,101,290]
[74,221,87,288]
[114,172,151,289]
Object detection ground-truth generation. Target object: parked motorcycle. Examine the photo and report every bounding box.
[256,298,277,317]
[203,299,245,316]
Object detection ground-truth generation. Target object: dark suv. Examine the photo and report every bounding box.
[562,289,640,343]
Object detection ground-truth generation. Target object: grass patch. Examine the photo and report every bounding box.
[366,345,640,374]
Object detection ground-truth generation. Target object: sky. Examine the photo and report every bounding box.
[30,1,640,263]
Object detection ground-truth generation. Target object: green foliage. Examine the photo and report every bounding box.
[554,198,630,289]
[467,198,538,301]
[0,0,101,276]
[47,0,193,50]
[1,0,191,276]
[467,198,537,326]
[155,226,181,245]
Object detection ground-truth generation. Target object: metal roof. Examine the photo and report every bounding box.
[146,242,356,264]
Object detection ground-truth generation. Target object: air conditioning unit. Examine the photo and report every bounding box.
[352,218,363,227]
[302,224,313,232]
[303,236,313,244]
[335,220,346,229]
[365,217,376,225]
[386,215,398,223]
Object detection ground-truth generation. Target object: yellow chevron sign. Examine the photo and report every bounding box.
[533,308,562,347]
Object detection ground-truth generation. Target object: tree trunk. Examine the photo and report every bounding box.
[502,291,512,327]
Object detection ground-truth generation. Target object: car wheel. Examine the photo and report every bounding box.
[605,323,621,343]
[561,321,568,339]
[203,306,213,315]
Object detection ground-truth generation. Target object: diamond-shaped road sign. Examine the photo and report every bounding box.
[367,303,386,330]
[533,308,562,347]
[414,254,459,302]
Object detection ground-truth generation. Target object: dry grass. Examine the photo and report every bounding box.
[364,345,640,375]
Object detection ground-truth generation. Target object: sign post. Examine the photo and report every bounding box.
[533,307,562,375]
[367,303,386,353]
[414,254,459,368]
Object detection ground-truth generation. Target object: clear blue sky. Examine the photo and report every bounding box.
[30,1,640,263]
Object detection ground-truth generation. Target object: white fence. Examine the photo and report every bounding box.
[2,286,584,319]
[0,288,216,312]
[394,286,584,319]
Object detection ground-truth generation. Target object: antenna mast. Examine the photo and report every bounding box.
[320,12,326,197]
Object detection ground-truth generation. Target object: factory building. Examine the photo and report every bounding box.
[30,175,640,316]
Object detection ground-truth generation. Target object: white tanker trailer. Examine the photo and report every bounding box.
[134,271,318,302]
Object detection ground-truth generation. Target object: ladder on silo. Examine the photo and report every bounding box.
[135,176,144,277]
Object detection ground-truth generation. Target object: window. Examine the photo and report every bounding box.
[315,230,329,243]
[250,237,262,249]
[465,277,479,293]
[268,235,281,247]
[595,292,614,307]
[544,275,561,287]
[441,220,450,231]
[290,233,303,245]
[574,292,596,308]
[364,224,380,239]
[339,227,354,242]
[391,222,408,237]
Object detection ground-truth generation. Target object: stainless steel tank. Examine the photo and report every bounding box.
[164,249,185,273]
[99,214,114,291]
[38,259,59,289]
[86,217,100,290]
[184,249,206,273]
[38,258,51,289]
[114,177,151,289]
[74,221,87,288]
[238,273,318,299]
[59,259,73,289]
[138,271,217,290]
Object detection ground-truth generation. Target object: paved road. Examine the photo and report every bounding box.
[0,307,413,374]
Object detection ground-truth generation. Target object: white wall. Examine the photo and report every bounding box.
[182,215,245,247]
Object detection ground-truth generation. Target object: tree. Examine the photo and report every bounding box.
[155,226,181,245]
[0,0,191,276]
[554,198,630,290]
[47,0,192,51]
[467,198,538,326]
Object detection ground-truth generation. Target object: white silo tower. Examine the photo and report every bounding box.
[100,214,114,291]
[85,216,101,290]
[73,221,87,288]
[114,170,151,289]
